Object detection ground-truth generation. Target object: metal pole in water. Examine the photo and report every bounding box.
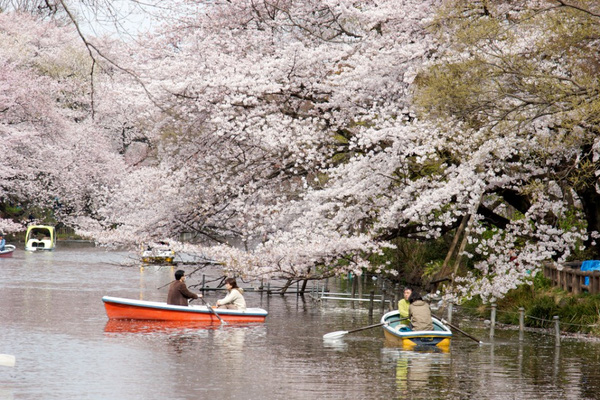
[447,301,453,324]
[554,316,561,347]
[369,290,375,317]
[519,307,525,341]
[490,303,497,339]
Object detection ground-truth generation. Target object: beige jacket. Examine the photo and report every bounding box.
[217,288,246,310]
[409,300,433,331]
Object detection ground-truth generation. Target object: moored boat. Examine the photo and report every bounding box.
[102,296,268,323]
[0,245,16,258]
[381,310,452,350]
[25,225,56,251]
[140,242,175,264]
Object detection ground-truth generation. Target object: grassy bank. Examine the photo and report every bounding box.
[460,274,600,336]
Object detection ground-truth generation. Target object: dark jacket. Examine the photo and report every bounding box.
[167,280,198,306]
[409,300,433,331]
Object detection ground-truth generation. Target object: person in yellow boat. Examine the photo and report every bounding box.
[216,278,246,310]
[398,286,412,325]
[408,290,433,331]
[167,270,202,306]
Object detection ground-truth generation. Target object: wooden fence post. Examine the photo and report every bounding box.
[519,307,524,341]
[554,316,561,347]
[490,303,497,339]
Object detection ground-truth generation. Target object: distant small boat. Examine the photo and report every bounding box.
[381,310,452,349]
[25,225,56,251]
[102,296,268,323]
[0,245,15,258]
[141,243,175,264]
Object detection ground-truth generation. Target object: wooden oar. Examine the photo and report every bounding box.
[323,322,387,339]
[0,354,15,367]
[323,318,409,339]
[156,279,175,290]
[199,297,227,325]
[438,316,483,344]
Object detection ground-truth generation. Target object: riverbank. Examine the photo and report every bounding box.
[460,274,600,337]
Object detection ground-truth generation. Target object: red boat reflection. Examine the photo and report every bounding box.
[103,319,255,334]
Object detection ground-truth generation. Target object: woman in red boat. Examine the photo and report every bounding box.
[167,270,202,306]
[216,278,246,311]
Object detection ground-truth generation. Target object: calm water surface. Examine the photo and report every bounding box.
[1,243,600,399]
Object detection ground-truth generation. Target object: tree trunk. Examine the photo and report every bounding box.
[576,185,600,257]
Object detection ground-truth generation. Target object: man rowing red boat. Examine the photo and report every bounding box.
[167,269,203,306]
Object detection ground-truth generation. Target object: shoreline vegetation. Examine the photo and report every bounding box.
[459,274,600,338]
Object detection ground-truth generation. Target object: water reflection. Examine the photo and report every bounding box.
[103,319,263,337]
[5,246,600,399]
[103,319,219,334]
[382,347,451,395]
[322,337,348,352]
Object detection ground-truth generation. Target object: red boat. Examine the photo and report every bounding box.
[102,296,268,323]
[0,245,15,258]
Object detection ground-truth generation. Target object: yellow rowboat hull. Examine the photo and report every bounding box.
[383,329,451,350]
[381,310,452,350]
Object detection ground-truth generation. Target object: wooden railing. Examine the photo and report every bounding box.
[543,262,600,295]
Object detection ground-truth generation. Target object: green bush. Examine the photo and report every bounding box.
[526,296,560,329]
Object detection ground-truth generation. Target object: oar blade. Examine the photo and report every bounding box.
[0,354,15,367]
[323,330,348,339]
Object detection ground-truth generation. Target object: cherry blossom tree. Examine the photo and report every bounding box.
[0,12,135,235]
[5,1,600,303]
[410,0,600,301]
[76,0,447,284]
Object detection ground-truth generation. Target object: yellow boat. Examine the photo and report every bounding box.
[25,225,56,251]
[381,310,452,350]
[141,243,175,264]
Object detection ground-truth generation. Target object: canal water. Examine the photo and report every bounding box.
[1,243,600,399]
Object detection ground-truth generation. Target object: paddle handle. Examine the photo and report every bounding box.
[440,317,482,344]
[346,322,386,334]
[345,317,408,334]
[200,297,226,324]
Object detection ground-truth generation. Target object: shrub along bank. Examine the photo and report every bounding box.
[460,274,600,336]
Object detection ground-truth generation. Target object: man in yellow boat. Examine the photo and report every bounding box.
[408,290,433,331]
[167,270,203,306]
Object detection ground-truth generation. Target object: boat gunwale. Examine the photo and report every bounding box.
[1,244,16,252]
[381,310,453,338]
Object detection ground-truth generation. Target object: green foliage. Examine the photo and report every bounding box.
[0,203,24,218]
[462,282,600,335]
[526,296,560,329]
[558,295,600,333]
[532,272,551,291]
[380,236,449,285]
[413,60,491,127]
